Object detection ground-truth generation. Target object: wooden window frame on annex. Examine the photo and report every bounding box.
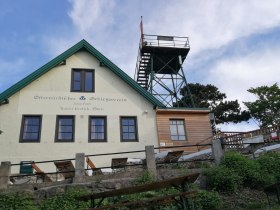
[19,115,42,143]
[55,115,75,143]
[88,116,107,143]
[70,68,95,93]
[169,118,187,141]
[119,116,139,142]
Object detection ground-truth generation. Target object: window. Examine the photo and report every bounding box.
[89,116,107,142]
[71,69,94,92]
[20,115,42,142]
[120,117,138,142]
[169,119,186,141]
[55,116,75,142]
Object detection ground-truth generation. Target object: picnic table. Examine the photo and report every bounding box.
[54,160,75,180]
[78,173,199,209]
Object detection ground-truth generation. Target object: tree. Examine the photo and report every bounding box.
[244,83,280,127]
[176,83,250,131]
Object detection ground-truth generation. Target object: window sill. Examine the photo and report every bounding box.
[19,141,40,143]
[55,140,75,143]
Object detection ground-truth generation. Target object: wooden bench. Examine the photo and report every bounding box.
[79,173,199,209]
[54,160,75,180]
[31,163,52,182]
[86,157,103,175]
[91,190,197,210]
[111,158,128,172]
[164,151,184,163]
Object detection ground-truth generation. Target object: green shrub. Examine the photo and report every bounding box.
[195,190,223,210]
[39,188,89,210]
[135,170,155,184]
[205,166,242,192]
[0,192,37,210]
[221,151,264,188]
[257,151,280,184]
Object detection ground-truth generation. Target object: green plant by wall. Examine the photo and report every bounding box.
[0,192,37,210]
[205,166,242,192]
[220,151,265,188]
[205,151,280,192]
[135,170,155,184]
[194,190,223,210]
[257,151,280,184]
[39,188,89,210]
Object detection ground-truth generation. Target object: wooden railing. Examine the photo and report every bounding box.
[214,125,280,150]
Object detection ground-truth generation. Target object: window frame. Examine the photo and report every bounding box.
[71,68,95,92]
[55,115,75,142]
[169,119,187,141]
[120,116,138,142]
[88,116,107,142]
[19,115,42,143]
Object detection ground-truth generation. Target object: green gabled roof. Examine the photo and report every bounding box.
[0,39,165,107]
[163,107,210,111]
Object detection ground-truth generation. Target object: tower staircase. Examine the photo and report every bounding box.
[135,52,151,89]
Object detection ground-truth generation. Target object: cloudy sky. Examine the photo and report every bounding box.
[0,0,280,131]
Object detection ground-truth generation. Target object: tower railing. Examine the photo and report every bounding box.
[140,34,190,49]
[134,34,190,83]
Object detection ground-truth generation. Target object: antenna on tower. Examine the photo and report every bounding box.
[140,16,144,44]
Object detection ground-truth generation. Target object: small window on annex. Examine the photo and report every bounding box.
[20,115,42,142]
[169,119,186,141]
[89,116,107,142]
[120,117,138,142]
[55,116,75,142]
[71,69,94,92]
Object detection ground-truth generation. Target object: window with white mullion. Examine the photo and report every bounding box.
[169,119,186,141]
[56,116,75,142]
[20,115,42,142]
[120,117,138,142]
[71,69,94,92]
[89,116,107,142]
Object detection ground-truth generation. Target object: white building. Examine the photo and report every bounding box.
[0,40,212,171]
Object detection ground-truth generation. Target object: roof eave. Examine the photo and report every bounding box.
[156,107,210,114]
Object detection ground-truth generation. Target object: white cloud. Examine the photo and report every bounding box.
[45,0,138,74]
[205,45,280,105]
[68,0,116,37]
[153,0,280,57]
[61,0,280,77]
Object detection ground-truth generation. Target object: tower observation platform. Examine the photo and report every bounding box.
[134,34,191,107]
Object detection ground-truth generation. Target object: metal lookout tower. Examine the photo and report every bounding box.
[134,19,193,107]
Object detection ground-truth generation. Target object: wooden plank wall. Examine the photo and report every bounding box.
[156,112,213,153]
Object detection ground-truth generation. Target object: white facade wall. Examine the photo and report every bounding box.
[0,51,159,172]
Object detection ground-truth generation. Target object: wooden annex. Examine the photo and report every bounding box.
[156,108,212,153]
